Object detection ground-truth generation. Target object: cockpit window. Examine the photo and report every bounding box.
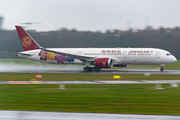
[166,53,172,56]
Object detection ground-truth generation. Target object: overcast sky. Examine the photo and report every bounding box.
[0,0,180,31]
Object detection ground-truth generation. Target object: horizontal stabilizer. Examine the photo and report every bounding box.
[15,53,33,56]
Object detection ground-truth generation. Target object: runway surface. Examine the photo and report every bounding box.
[1,110,180,120]
[4,68,180,75]
[0,63,179,74]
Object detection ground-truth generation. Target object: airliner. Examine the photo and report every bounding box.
[15,26,177,72]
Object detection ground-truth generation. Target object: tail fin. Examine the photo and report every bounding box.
[15,26,41,51]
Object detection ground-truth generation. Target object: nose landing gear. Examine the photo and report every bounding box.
[160,64,165,71]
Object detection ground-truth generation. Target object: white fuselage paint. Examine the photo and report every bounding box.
[18,48,177,66]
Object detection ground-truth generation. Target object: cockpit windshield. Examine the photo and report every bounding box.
[166,53,172,56]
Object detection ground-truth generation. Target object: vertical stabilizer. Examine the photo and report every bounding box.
[15,26,41,51]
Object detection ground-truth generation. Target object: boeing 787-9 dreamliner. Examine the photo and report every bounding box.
[15,26,177,72]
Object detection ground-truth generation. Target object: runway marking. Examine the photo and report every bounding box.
[30,81,43,84]
[6,81,31,84]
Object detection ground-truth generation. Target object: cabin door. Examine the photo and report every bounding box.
[156,51,160,58]
[122,51,127,58]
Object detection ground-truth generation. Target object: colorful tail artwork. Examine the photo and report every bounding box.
[15,26,41,51]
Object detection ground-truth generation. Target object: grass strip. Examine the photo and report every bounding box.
[0,84,180,115]
[0,73,180,81]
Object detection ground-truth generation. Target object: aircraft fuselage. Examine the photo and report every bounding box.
[18,48,177,65]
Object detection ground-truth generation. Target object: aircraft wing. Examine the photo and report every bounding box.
[36,47,96,62]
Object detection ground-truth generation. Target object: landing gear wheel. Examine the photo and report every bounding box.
[160,64,165,72]
[88,67,93,71]
[83,67,88,72]
[92,67,101,72]
[83,67,93,72]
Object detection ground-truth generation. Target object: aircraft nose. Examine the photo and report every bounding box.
[172,56,177,63]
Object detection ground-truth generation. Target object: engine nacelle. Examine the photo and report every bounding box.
[95,58,113,68]
[113,64,128,67]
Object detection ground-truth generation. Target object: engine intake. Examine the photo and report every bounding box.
[95,58,113,68]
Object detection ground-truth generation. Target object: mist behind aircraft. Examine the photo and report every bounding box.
[0,62,82,72]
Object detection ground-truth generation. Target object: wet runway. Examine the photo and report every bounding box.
[0,63,179,74]
[1,110,180,120]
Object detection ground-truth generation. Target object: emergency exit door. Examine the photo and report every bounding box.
[123,51,127,58]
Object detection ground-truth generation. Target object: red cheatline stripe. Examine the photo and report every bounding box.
[6,81,31,84]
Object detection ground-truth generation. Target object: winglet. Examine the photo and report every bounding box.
[15,26,41,51]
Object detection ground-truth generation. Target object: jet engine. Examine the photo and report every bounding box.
[95,58,113,68]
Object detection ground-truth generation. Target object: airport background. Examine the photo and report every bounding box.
[1,1,180,119]
[0,14,179,59]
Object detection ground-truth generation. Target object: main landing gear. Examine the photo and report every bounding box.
[83,66,101,72]
[160,64,165,72]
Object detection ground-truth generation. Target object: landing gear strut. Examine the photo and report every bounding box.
[83,66,101,72]
[160,64,165,72]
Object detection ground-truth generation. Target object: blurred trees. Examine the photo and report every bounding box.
[0,26,180,59]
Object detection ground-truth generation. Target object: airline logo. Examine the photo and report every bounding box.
[22,36,32,48]
[102,62,106,67]
[102,50,121,54]
[128,50,153,53]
